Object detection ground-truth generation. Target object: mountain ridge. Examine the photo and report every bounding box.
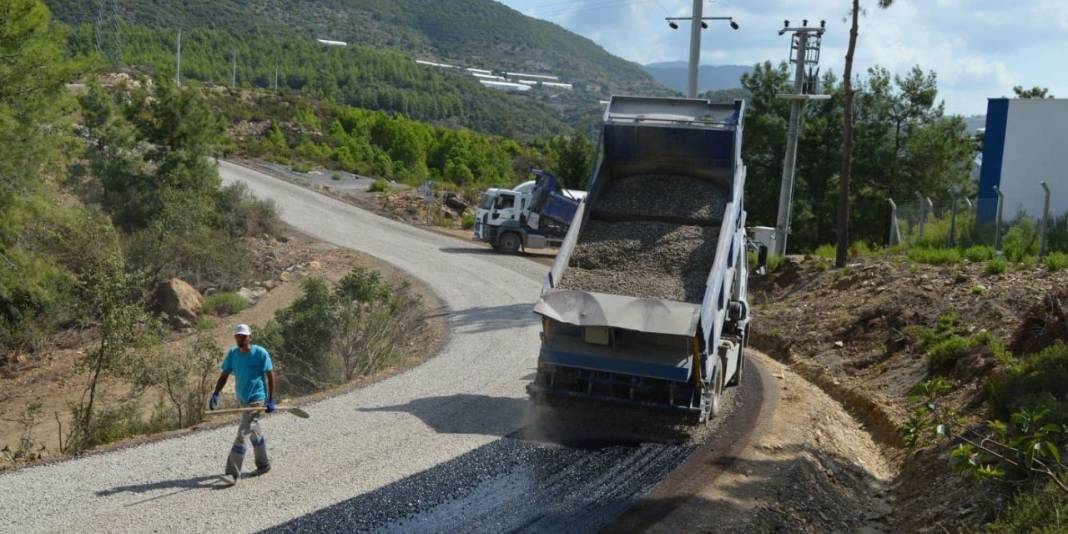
[45,0,669,98]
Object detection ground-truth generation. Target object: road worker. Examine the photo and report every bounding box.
[208,323,276,485]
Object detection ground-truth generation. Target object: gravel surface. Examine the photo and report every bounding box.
[0,163,758,534]
[560,221,720,303]
[0,161,549,533]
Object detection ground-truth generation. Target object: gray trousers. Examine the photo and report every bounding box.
[225,402,269,476]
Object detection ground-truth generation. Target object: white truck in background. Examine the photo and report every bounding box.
[474,170,586,254]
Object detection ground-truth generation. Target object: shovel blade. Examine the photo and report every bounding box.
[285,407,311,419]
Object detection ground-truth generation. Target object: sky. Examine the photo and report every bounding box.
[497,0,1068,116]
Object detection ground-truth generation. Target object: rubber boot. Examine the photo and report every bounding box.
[225,442,246,482]
[252,436,270,473]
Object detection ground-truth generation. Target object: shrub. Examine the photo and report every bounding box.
[335,268,391,303]
[850,240,874,257]
[331,173,342,181]
[986,258,1007,275]
[461,211,475,230]
[987,482,1068,533]
[989,342,1068,425]
[215,182,282,238]
[907,247,962,265]
[263,278,340,395]
[1003,218,1038,262]
[963,245,995,262]
[203,292,250,316]
[196,316,217,330]
[927,335,973,374]
[368,179,391,193]
[814,244,836,259]
[292,162,312,173]
[1046,252,1068,272]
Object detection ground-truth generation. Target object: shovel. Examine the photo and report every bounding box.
[204,406,310,419]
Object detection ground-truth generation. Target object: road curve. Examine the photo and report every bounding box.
[0,162,765,533]
[0,161,550,532]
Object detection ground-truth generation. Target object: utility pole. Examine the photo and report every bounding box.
[231,49,237,87]
[773,20,828,256]
[665,3,739,98]
[686,0,703,98]
[273,65,279,91]
[176,29,182,86]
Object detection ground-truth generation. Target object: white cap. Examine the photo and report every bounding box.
[235,324,252,336]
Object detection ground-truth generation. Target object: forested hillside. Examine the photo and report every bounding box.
[64,24,574,138]
[46,0,668,102]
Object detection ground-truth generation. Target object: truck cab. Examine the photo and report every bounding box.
[474,172,585,254]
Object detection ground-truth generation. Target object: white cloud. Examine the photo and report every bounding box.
[500,0,1068,115]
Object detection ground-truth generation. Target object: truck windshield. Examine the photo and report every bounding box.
[479,194,495,210]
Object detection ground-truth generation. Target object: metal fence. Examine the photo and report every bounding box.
[888,182,1066,257]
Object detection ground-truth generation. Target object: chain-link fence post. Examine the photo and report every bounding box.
[948,186,960,247]
[887,198,901,246]
[914,191,926,242]
[994,186,1004,253]
[1039,181,1051,259]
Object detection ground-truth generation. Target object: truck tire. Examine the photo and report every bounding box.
[699,360,724,424]
[498,232,521,254]
[710,358,725,418]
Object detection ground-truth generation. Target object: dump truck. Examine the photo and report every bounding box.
[474,170,586,253]
[529,96,760,423]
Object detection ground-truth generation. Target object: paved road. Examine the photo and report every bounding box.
[0,162,725,533]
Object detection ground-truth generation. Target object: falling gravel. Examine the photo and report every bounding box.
[559,174,728,303]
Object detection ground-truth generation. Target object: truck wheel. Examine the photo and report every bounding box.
[710,360,724,418]
[498,232,521,254]
[700,361,724,424]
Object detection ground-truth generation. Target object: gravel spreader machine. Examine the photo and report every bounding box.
[529,96,756,423]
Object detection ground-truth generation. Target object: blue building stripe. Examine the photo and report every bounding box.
[978,99,1009,222]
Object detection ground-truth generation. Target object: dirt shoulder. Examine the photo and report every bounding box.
[618,351,895,533]
[0,227,447,470]
[747,255,1068,531]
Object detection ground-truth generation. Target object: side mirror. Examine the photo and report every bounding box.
[757,244,769,275]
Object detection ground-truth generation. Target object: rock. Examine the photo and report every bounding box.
[262,280,278,290]
[444,193,468,213]
[237,287,259,305]
[306,260,322,271]
[153,278,204,329]
[279,271,292,282]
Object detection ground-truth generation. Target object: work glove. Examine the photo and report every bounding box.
[209,393,220,410]
[265,398,276,413]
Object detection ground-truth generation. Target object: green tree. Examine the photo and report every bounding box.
[549,133,593,189]
[0,0,83,349]
[77,83,143,214]
[1013,86,1054,99]
[262,278,339,394]
[67,222,155,452]
[838,0,894,267]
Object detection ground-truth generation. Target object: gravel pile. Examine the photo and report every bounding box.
[593,174,728,222]
[559,174,727,303]
[559,220,720,303]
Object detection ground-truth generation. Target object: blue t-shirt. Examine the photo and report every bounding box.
[221,345,273,405]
